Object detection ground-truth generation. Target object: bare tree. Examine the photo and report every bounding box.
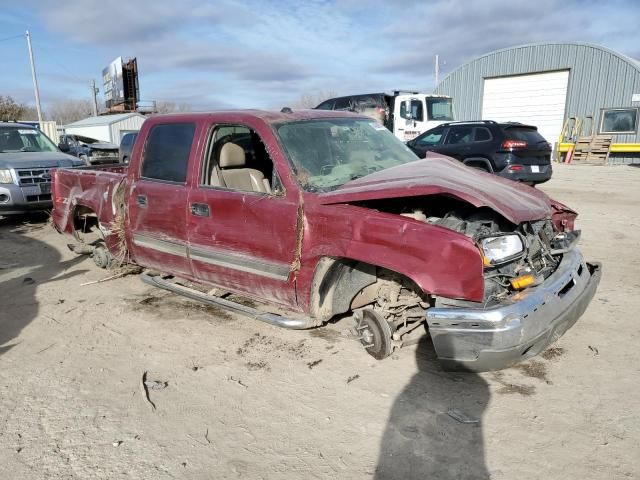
[48,99,93,125]
[20,105,40,121]
[290,89,338,109]
[155,101,193,114]
[0,96,26,121]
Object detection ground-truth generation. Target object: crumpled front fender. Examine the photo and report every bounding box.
[550,199,577,232]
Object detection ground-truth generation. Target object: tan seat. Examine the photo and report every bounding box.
[219,142,270,193]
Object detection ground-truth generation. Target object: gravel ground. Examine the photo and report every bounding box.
[0,163,638,479]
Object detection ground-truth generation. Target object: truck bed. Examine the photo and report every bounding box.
[51,164,128,238]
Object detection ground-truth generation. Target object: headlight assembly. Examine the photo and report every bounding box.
[0,169,14,184]
[480,234,525,265]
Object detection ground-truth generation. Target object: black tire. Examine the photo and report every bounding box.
[355,308,393,360]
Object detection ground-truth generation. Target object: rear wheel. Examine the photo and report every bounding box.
[92,244,113,269]
[354,308,393,360]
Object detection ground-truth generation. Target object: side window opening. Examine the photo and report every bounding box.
[474,127,492,142]
[445,127,473,145]
[202,125,282,195]
[416,129,443,146]
[410,100,424,122]
[333,97,352,110]
[316,100,334,110]
[400,100,424,122]
[140,123,196,183]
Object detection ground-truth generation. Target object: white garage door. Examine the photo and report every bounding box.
[482,70,569,145]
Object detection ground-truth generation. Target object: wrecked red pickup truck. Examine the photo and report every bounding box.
[51,110,601,371]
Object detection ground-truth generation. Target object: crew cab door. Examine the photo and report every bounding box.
[127,121,198,276]
[394,95,426,141]
[186,121,299,307]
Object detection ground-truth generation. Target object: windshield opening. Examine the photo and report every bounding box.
[0,127,58,153]
[276,118,420,192]
[426,98,454,121]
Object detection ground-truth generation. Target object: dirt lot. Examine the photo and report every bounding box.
[1,163,639,479]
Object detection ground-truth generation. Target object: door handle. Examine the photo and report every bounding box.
[137,195,147,207]
[190,203,210,217]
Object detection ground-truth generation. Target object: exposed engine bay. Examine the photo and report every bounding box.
[355,195,579,305]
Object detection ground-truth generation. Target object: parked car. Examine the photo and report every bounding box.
[51,110,600,371]
[315,91,454,141]
[118,132,138,164]
[407,120,553,184]
[58,134,119,165]
[0,122,84,215]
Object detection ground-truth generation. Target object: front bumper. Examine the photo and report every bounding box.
[426,249,601,371]
[0,183,52,215]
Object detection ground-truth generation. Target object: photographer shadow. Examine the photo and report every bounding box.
[375,335,490,479]
[0,214,87,356]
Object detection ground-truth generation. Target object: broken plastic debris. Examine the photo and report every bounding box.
[447,408,480,424]
[144,380,168,390]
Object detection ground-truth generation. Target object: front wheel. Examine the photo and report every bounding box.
[354,308,394,360]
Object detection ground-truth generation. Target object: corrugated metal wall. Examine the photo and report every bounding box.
[39,121,59,143]
[109,115,146,145]
[434,43,640,163]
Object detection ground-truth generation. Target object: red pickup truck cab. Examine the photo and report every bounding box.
[51,110,601,371]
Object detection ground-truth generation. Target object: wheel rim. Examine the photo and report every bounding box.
[355,309,393,360]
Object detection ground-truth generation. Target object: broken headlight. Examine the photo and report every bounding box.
[480,234,525,265]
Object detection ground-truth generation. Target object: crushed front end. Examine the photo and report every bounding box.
[424,214,601,371]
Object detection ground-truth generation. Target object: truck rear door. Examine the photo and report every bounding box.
[127,121,198,276]
[186,120,299,307]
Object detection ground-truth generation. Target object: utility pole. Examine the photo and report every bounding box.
[434,54,439,87]
[90,80,99,116]
[25,30,43,123]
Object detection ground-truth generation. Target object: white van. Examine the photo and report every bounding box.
[315,91,454,141]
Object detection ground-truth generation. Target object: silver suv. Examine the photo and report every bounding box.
[0,122,83,215]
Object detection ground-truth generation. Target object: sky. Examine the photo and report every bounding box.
[1,0,639,112]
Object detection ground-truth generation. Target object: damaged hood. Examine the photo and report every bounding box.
[83,142,118,150]
[316,154,553,224]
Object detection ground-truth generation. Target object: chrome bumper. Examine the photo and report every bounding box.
[426,249,601,371]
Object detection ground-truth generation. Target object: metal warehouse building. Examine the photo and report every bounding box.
[434,42,640,164]
[63,113,146,146]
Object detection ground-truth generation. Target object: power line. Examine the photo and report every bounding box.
[0,33,25,43]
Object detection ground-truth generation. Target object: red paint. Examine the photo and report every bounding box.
[52,110,577,310]
[320,154,553,225]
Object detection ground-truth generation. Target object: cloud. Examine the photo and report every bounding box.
[6,0,640,111]
[31,0,253,44]
[373,0,640,78]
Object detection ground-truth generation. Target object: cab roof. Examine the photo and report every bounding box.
[144,109,366,126]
